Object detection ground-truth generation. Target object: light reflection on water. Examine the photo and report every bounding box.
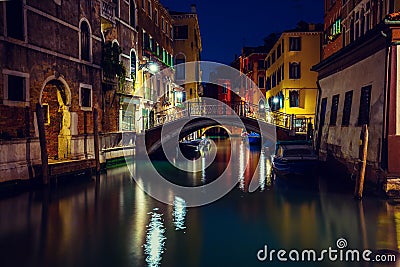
[144,209,166,267]
[259,149,266,191]
[238,141,246,191]
[1,139,400,267]
[172,197,187,231]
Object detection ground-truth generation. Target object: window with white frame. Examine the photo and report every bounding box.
[130,0,136,27]
[113,0,119,18]
[148,0,152,18]
[130,50,137,80]
[365,3,371,33]
[3,70,29,106]
[154,9,159,25]
[161,17,165,31]
[6,0,25,40]
[79,84,92,110]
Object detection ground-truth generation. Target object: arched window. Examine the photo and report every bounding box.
[130,0,136,27]
[175,54,185,80]
[80,21,90,61]
[130,50,137,80]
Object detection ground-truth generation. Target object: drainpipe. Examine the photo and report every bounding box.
[381,41,391,172]
[314,80,322,149]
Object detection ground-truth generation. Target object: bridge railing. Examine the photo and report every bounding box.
[152,101,314,135]
[154,106,187,127]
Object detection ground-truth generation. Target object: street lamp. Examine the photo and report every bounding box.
[273,97,279,104]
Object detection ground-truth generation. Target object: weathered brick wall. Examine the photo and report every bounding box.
[41,83,61,159]
[1,0,104,140]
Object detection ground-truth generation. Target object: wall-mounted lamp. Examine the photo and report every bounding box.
[139,62,159,74]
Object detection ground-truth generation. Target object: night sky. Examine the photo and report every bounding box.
[161,0,324,64]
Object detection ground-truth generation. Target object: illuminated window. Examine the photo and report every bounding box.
[222,83,228,94]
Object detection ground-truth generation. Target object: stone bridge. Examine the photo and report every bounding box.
[140,102,312,154]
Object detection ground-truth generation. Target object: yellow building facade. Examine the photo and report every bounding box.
[265,25,322,130]
[171,6,202,100]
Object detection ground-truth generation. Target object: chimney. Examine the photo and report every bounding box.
[191,4,197,13]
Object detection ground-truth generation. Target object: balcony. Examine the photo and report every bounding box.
[101,0,115,24]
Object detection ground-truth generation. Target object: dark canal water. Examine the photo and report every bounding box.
[1,139,400,267]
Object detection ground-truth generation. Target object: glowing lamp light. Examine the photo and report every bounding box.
[260,104,265,110]
[175,91,183,99]
[139,62,159,73]
[273,97,279,104]
[148,62,159,73]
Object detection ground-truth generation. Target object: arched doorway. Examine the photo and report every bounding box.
[40,77,71,160]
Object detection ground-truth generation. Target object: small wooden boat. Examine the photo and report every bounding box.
[271,141,318,181]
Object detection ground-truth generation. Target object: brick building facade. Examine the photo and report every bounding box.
[0,0,103,181]
[323,0,343,59]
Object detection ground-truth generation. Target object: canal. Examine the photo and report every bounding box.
[0,138,399,267]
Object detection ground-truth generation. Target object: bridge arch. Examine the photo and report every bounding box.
[201,125,232,136]
[144,116,279,154]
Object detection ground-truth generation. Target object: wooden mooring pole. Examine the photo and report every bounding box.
[93,108,100,174]
[355,124,369,200]
[36,103,49,185]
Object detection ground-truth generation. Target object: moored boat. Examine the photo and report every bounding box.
[271,141,318,183]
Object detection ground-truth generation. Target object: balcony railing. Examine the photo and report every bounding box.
[101,0,115,23]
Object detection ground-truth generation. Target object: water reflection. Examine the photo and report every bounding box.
[173,197,187,231]
[238,141,247,191]
[201,156,206,184]
[144,209,166,267]
[259,149,266,191]
[1,140,400,267]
